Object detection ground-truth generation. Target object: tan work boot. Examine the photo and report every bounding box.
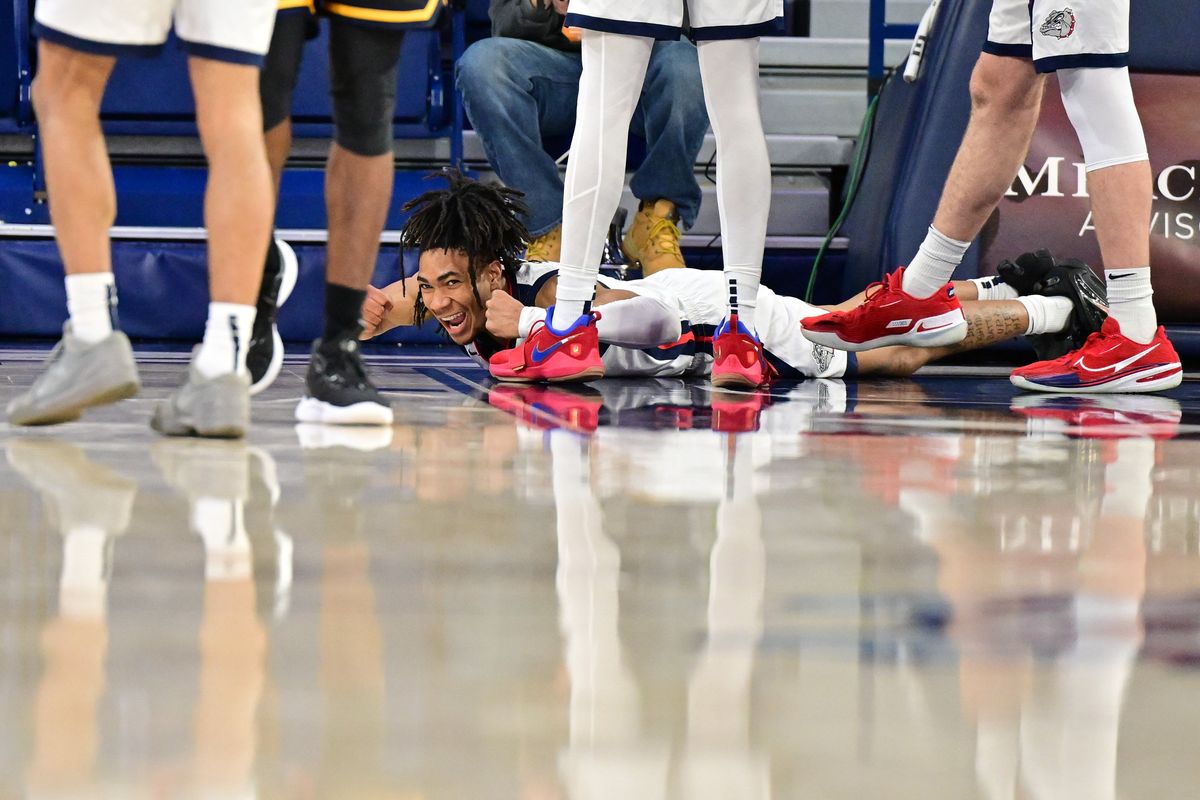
[622,199,686,275]
[526,225,562,262]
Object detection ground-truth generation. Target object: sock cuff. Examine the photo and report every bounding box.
[1105,267,1153,303]
[65,271,116,288]
[926,225,972,257]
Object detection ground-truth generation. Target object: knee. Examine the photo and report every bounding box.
[968,55,1041,115]
[330,66,395,157]
[456,39,521,101]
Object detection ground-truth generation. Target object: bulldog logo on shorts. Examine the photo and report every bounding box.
[1039,8,1077,39]
[812,343,834,373]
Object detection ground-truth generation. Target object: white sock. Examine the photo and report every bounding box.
[903,226,972,298]
[554,31,653,330]
[727,272,759,333]
[193,497,252,582]
[1018,295,1074,335]
[968,276,1019,301]
[1104,267,1156,344]
[697,38,770,336]
[65,272,117,344]
[194,302,257,379]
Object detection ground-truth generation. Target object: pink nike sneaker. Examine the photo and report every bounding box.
[711,316,770,389]
[800,267,967,351]
[1010,318,1182,394]
[488,384,602,432]
[488,308,605,383]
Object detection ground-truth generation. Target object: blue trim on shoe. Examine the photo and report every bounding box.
[543,305,596,337]
[715,317,760,342]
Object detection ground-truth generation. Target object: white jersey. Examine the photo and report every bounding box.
[464,264,852,380]
[565,0,783,41]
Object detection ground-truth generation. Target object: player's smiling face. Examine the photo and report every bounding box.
[417,249,505,345]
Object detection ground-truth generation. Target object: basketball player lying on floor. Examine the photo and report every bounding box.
[361,173,1106,381]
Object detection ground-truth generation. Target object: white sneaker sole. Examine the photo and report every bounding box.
[249,239,300,398]
[1010,361,1184,394]
[801,309,968,352]
[294,396,394,426]
[295,422,395,450]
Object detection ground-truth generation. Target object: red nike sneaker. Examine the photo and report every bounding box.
[1010,318,1182,394]
[712,316,770,389]
[489,308,605,383]
[800,267,967,351]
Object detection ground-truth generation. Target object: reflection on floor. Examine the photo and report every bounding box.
[1,346,1199,798]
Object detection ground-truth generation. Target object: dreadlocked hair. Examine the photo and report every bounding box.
[401,168,531,327]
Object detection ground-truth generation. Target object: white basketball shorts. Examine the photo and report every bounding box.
[565,0,784,41]
[985,0,1129,73]
[34,0,276,66]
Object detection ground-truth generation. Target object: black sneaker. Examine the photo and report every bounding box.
[1009,254,1108,361]
[294,335,393,426]
[248,239,299,396]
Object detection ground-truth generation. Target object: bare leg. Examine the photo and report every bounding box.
[325,144,393,290]
[857,300,1029,376]
[932,55,1046,242]
[1087,161,1151,269]
[190,57,273,305]
[31,42,116,276]
[265,120,292,197]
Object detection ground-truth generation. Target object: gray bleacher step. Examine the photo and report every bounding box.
[390,131,855,169]
[761,83,867,137]
[759,36,913,69]
[810,0,929,38]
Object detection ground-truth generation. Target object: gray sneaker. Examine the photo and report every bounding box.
[151,365,251,439]
[6,326,140,426]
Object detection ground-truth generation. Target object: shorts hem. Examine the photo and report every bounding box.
[180,39,266,67]
[1034,52,1129,73]
[33,22,163,58]
[690,17,783,41]
[562,13,681,41]
[982,40,1032,59]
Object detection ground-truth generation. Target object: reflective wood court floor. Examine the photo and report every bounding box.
[2,345,1199,799]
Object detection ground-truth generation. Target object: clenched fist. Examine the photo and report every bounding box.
[360,284,394,339]
[485,289,525,340]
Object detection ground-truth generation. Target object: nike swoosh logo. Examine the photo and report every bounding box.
[916,320,955,332]
[1108,272,1137,280]
[1077,342,1160,373]
[531,340,565,364]
[531,331,582,364]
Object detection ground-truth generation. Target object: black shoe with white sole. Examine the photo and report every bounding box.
[294,335,393,426]
[248,239,299,396]
[1000,251,1108,361]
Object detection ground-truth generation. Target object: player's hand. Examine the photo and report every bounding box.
[550,0,569,14]
[485,289,524,340]
[360,285,394,340]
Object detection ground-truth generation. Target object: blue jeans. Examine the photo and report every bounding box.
[456,37,709,237]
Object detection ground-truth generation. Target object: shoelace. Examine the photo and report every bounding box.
[646,216,682,257]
